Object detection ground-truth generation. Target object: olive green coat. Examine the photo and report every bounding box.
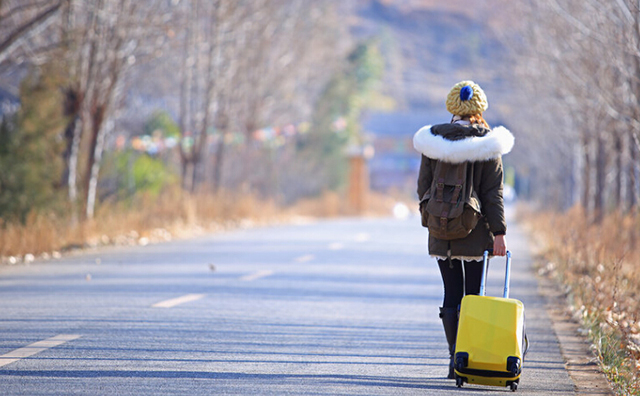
[413,123,514,260]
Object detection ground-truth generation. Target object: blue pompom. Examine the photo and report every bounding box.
[460,85,473,101]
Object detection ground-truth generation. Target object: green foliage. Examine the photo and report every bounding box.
[0,115,19,217]
[0,64,67,222]
[297,40,392,194]
[348,41,385,96]
[106,150,177,200]
[99,110,179,205]
[130,153,176,196]
[144,110,180,138]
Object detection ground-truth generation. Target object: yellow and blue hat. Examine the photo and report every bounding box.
[445,80,488,116]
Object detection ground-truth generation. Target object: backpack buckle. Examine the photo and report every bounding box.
[440,212,448,230]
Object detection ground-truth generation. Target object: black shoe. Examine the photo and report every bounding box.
[439,307,459,380]
[448,355,455,379]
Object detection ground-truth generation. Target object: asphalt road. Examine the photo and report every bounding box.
[0,211,576,395]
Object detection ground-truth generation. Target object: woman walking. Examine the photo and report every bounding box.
[413,80,514,379]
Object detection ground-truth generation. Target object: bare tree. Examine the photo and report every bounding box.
[0,0,62,65]
[1,0,175,219]
[174,0,349,195]
[61,0,172,219]
[2,0,351,217]
[178,0,234,193]
[510,0,640,216]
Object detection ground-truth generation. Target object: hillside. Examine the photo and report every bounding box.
[353,0,518,121]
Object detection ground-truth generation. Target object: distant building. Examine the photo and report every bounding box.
[363,110,442,194]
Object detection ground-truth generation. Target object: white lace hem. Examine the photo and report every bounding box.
[430,254,484,262]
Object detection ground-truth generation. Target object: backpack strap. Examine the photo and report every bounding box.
[435,162,467,232]
[435,161,452,231]
[434,161,445,203]
[436,179,445,202]
[450,162,466,206]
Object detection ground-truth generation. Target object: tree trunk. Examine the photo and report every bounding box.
[86,118,110,219]
[190,4,219,194]
[594,133,606,222]
[582,134,592,213]
[630,133,639,210]
[614,131,623,211]
[189,160,200,194]
[0,1,62,63]
[631,1,640,211]
[212,132,226,193]
[67,112,82,224]
[61,87,81,191]
[83,104,105,219]
[179,0,195,192]
[63,115,79,193]
[572,142,582,207]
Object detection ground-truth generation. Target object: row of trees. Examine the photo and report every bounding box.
[0,1,365,222]
[511,0,640,217]
[174,1,349,194]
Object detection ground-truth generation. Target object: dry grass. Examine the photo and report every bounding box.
[288,189,410,218]
[522,205,640,394]
[0,188,404,263]
[0,189,280,260]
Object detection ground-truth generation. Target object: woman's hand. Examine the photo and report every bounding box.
[493,234,507,256]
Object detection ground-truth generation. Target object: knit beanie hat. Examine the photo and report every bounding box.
[445,80,488,116]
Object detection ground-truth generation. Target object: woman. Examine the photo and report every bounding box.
[413,80,514,379]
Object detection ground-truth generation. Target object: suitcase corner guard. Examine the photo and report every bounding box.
[507,356,522,376]
[454,352,469,371]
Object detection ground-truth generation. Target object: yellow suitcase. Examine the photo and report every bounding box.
[454,251,529,391]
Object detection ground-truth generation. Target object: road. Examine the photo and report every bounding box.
[0,211,576,395]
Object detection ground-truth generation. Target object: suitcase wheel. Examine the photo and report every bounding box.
[509,382,518,392]
[455,376,464,388]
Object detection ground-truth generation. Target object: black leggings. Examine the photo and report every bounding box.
[438,258,483,308]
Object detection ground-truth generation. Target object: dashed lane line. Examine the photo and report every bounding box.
[151,293,206,308]
[0,334,81,368]
[240,270,274,281]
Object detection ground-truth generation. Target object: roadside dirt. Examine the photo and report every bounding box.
[539,275,614,395]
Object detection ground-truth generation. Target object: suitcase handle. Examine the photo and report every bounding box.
[479,250,512,298]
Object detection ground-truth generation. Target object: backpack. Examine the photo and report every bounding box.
[420,160,482,240]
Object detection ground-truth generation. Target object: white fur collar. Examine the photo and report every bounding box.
[413,125,514,163]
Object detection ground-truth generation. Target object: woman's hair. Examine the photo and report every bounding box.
[452,114,490,128]
[469,114,490,128]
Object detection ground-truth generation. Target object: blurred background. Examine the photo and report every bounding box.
[2,1,640,390]
[0,0,638,253]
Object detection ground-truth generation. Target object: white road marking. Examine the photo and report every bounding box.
[0,334,81,368]
[151,293,205,308]
[294,254,315,263]
[355,233,370,242]
[328,242,344,250]
[240,270,274,282]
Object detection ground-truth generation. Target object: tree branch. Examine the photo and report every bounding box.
[0,0,61,62]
